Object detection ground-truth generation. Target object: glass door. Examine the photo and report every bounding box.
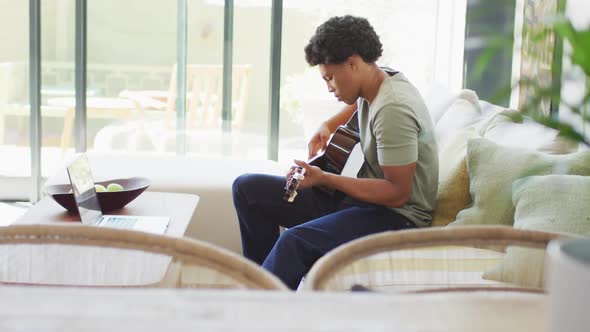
[0,0,31,200]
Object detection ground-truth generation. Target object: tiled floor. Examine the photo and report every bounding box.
[0,201,31,226]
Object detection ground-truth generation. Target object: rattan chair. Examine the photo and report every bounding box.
[0,224,287,290]
[303,226,563,293]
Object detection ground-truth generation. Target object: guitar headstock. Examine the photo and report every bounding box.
[283,166,306,203]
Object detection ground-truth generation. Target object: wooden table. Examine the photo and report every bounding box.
[16,191,199,238]
[8,192,199,286]
[0,287,547,331]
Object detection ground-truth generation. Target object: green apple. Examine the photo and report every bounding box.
[107,183,124,192]
[94,184,107,192]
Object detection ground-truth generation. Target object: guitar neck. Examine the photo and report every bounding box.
[283,166,305,202]
[343,109,359,133]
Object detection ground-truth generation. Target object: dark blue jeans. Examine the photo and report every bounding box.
[232,173,416,290]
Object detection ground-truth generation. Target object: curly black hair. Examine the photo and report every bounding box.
[304,15,383,66]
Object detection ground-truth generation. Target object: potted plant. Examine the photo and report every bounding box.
[511,17,589,147]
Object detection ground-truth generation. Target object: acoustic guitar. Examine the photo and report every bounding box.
[283,123,361,203]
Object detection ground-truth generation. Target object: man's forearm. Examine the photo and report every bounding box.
[324,103,357,133]
[321,173,408,208]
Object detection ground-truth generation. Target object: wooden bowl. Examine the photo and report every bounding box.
[44,177,151,214]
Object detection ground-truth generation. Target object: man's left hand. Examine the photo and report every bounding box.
[293,159,325,189]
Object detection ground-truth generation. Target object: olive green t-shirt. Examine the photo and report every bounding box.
[357,72,438,227]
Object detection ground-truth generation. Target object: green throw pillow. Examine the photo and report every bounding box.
[450,138,590,227]
[482,175,590,288]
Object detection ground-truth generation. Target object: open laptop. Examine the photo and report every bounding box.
[66,154,169,234]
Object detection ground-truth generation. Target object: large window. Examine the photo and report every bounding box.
[278,0,467,161]
[463,0,516,107]
[40,0,75,180]
[0,0,467,200]
[0,0,30,199]
[84,0,177,155]
[186,0,272,159]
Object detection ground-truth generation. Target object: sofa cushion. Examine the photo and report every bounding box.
[475,101,512,136]
[434,90,481,151]
[432,127,479,227]
[483,110,578,154]
[450,138,590,227]
[482,175,590,288]
[422,82,459,124]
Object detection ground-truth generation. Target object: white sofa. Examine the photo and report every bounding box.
[44,86,577,254]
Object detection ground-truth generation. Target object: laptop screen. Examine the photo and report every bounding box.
[66,154,102,225]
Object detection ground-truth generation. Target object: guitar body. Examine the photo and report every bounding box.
[284,124,360,202]
[309,125,361,174]
[309,125,361,195]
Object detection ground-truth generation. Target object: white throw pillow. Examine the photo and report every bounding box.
[483,110,577,154]
[422,82,458,124]
[434,90,481,151]
[475,100,511,135]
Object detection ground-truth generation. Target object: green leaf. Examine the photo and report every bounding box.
[472,36,513,80]
[565,106,590,123]
[488,83,514,106]
[504,111,524,123]
[483,16,590,148]
[554,21,590,77]
[529,113,590,147]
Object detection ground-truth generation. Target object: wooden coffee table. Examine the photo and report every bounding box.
[16,191,199,238]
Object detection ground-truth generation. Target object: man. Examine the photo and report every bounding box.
[233,15,438,290]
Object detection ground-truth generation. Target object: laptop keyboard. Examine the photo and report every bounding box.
[102,216,138,228]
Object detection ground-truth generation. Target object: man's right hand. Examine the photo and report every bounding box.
[307,102,358,159]
[307,122,332,159]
